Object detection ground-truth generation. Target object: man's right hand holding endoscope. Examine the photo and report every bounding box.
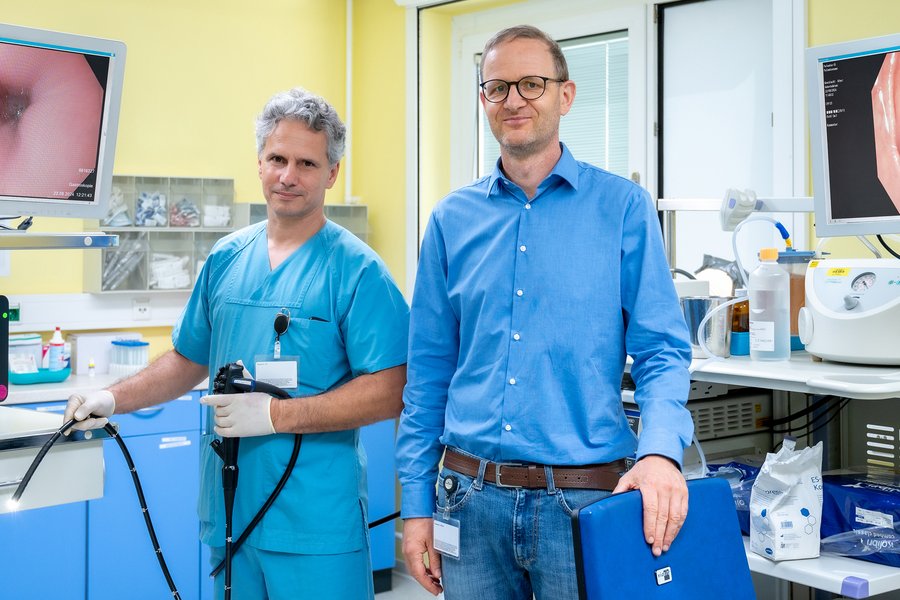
[200,392,276,438]
[63,390,116,433]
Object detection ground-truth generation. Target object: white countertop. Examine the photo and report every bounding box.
[744,538,900,598]
[689,352,900,400]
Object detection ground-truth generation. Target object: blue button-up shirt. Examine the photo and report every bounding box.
[397,144,693,518]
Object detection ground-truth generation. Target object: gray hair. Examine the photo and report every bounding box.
[255,88,346,166]
[481,25,569,82]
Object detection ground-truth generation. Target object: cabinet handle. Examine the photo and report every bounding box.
[134,406,165,418]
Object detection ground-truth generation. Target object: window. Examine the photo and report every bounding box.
[476,31,630,179]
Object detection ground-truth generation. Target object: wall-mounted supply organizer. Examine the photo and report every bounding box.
[84,176,234,293]
[233,203,369,243]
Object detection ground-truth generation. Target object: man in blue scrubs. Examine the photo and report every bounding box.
[65,88,409,599]
[396,26,693,599]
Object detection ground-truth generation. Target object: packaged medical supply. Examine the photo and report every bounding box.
[708,460,762,535]
[821,472,900,568]
[750,438,823,560]
[8,333,43,374]
[47,326,66,371]
[749,248,791,360]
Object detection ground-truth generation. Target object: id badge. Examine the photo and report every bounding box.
[254,354,299,390]
[433,512,460,559]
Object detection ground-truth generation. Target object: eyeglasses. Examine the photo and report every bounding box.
[479,76,565,103]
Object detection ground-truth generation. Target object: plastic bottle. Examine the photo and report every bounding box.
[749,248,790,361]
[47,326,66,371]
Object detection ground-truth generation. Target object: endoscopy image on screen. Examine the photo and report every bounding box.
[0,40,109,202]
[822,49,900,220]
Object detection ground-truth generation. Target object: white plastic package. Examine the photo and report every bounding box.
[750,438,824,561]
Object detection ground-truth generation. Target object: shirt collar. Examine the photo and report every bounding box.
[487,142,580,197]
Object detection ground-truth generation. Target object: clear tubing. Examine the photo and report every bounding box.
[732,216,791,290]
[686,295,745,479]
[695,296,745,364]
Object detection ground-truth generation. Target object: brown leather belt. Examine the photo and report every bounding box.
[443,448,627,491]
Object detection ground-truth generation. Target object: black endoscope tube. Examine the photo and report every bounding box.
[210,376,295,582]
[10,418,182,600]
[104,421,182,599]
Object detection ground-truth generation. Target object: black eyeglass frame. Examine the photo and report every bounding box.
[479,75,566,103]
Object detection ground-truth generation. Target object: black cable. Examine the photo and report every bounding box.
[208,368,406,581]
[10,418,182,600]
[368,510,401,529]
[16,216,33,231]
[773,398,850,448]
[769,395,836,427]
[876,235,900,259]
[773,396,845,434]
[104,421,182,599]
[210,433,301,579]
[798,398,851,441]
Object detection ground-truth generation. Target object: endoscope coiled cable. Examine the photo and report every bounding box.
[9,418,182,600]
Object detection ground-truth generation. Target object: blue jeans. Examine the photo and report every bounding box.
[438,456,611,600]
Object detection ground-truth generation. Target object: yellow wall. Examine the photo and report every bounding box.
[1,1,350,358]
[419,10,454,239]
[351,0,408,287]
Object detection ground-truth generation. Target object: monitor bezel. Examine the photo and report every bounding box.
[0,23,126,220]
[807,32,900,238]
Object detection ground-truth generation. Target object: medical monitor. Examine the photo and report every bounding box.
[0,23,126,220]
[807,33,900,237]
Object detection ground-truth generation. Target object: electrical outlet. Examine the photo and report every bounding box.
[132,299,151,321]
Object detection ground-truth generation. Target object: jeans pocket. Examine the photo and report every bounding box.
[436,468,477,514]
[556,488,611,518]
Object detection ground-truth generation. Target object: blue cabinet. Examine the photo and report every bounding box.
[0,396,396,599]
[88,393,201,600]
[0,401,87,600]
[361,419,397,593]
[0,500,87,599]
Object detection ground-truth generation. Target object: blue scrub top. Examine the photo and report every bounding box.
[173,220,409,554]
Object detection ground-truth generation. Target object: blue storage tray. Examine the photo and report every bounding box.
[9,367,71,385]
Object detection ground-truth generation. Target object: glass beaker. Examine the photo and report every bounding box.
[777,250,816,350]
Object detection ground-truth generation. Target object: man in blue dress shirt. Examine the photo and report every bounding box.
[396,25,694,599]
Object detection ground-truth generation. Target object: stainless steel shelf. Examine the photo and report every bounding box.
[0,232,118,250]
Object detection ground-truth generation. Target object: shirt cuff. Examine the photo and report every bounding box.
[400,482,437,519]
[635,428,686,468]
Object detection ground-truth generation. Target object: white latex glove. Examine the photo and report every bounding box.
[63,390,116,434]
[200,392,275,438]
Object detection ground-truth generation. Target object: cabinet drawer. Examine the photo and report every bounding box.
[110,392,201,437]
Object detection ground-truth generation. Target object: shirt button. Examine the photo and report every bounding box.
[516,289,524,297]
[513,333,521,341]
[505,424,512,431]
[525,203,532,210]
[519,245,527,252]
[509,377,516,385]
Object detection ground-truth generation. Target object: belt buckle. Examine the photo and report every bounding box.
[494,463,520,488]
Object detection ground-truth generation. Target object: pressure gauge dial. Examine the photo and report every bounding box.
[850,272,876,292]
